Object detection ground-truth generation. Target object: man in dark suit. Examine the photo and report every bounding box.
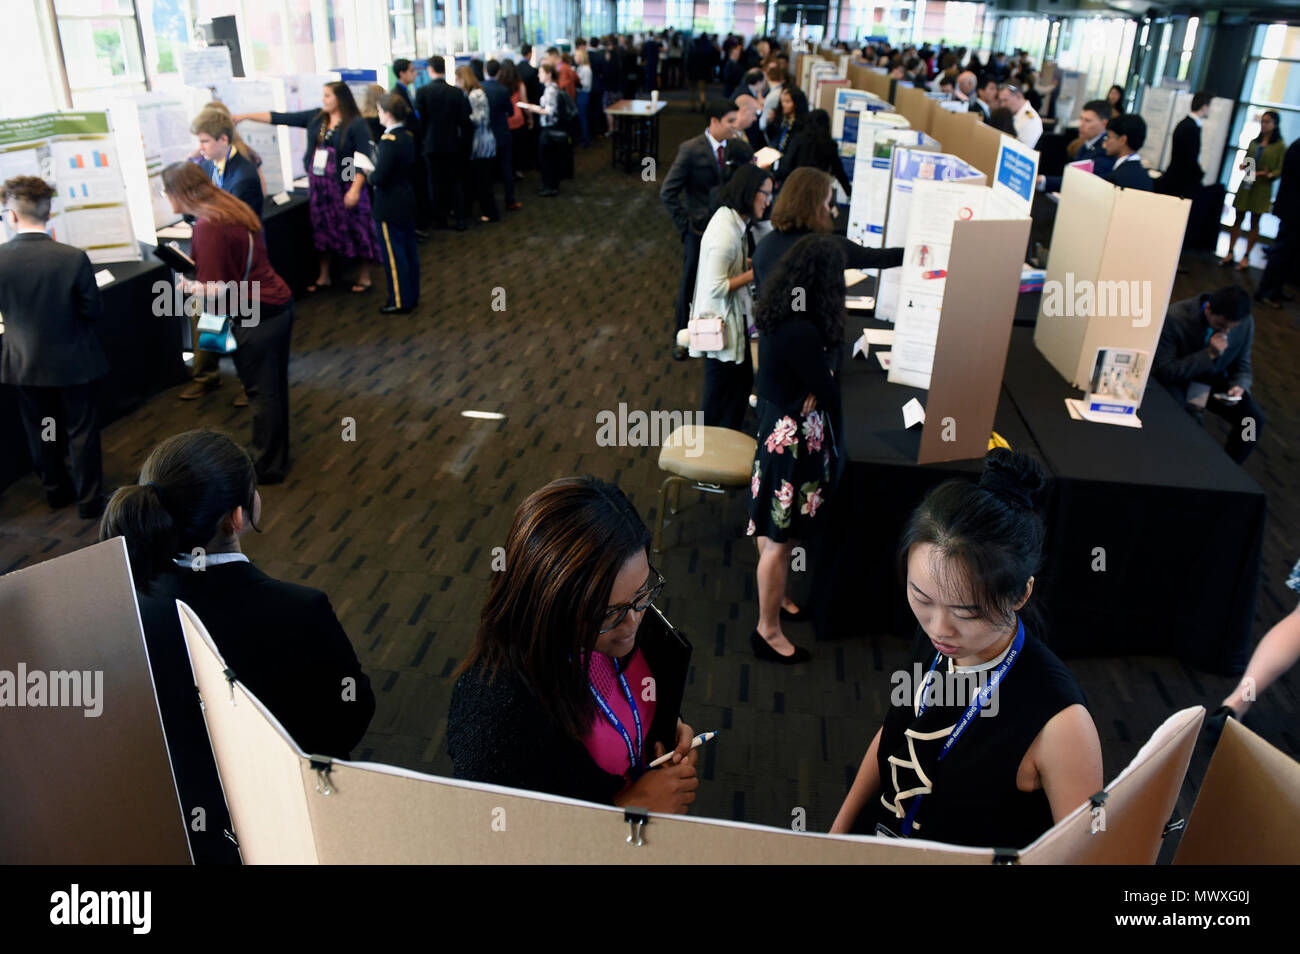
[415,55,472,231]
[390,57,431,233]
[1101,114,1153,191]
[193,110,263,218]
[1037,100,1114,193]
[517,45,542,105]
[483,59,520,210]
[1256,138,1300,309]
[0,176,108,518]
[1158,91,1210,199]
[660,99,738,360]
[1153,287,1261,463]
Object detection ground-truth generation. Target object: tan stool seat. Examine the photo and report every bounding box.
[657,426,756,486]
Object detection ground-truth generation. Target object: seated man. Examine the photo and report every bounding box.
[1153,286,1261,464]
[1100,114,1152,191]
[1037,100,1114,193]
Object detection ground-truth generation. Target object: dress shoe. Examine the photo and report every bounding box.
[1255,293,1283,310]
[379,305,413,315]
[750,630,811,664]
[46,485,75,510]
[77,495,106,520]
[179,378,219,400]
[672,345,688,361]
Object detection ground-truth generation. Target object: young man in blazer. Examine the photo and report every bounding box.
[1102,114,1154,192]
[482,59,521,210]
[660,98,738,360]
[0,176,108,518]
[1158,91,1210,199]
[1037,101,1114,193]
[391,57,432,233]
[415,56,472,231]
[193,110,264,218]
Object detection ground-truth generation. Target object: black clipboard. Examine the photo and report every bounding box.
[635,604,692,753]
[152,241,197,274]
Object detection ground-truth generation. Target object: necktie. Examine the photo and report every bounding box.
[717,144,724,168]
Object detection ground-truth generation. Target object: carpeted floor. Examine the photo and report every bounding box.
[1,87,1296,855]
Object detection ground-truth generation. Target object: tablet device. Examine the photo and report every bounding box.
[152,242,196,274]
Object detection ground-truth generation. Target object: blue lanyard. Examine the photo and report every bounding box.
[212,147,230,189]
[588,656,643,773]
[900,618,1025,837]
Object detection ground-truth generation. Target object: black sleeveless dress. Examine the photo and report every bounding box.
[860,626,1089,850]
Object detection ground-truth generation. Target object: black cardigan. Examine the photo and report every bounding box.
[271,109,375,191]
[752,228,904,296]
[447,661,627,804]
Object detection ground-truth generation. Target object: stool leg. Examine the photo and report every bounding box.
[654,476,673,553]
[670,478,682,515]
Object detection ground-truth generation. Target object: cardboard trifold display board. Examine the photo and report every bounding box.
[180,596,1202,864]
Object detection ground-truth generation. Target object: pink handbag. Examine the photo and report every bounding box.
[688,314,725,353]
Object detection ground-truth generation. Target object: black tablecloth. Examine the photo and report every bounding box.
[815,322,1264,674]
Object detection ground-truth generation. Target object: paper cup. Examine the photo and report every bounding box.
[651,90,659,105]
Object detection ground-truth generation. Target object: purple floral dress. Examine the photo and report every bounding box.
[746,400,835,542]
[308,128,380,262]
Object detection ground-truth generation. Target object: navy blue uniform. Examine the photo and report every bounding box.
[371,127,420,310]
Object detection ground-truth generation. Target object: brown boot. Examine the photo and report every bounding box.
[179,378,219,400]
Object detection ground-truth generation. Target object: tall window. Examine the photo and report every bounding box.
[55,0,148,108]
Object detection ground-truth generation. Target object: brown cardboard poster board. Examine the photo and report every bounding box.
[0,538,192,863]
[1174,718,1300,864]
[893,85,934,136]
[966,122,1005,189]
[1019,707,1203,864]
[1033,166,1191,392]
[930,108,980,170]
[182,599,1205,864]
[918,218,1032,465]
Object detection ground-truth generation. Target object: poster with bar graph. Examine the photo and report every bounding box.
[0,112,140,263]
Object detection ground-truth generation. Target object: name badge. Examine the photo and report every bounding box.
[311,149,328,176]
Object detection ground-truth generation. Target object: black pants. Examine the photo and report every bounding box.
[512,125,534,172]
[702,347,754,431]
[1177,377,1265,464]
[495,133,516,204]
[16,380,102,509]
[376,221,419,309]
[1258,217,1297,301]
[468,156,500,219]
[426,152,466,225]
[231,300,294,479]
[674,230,703,335]
[539,133,563,191]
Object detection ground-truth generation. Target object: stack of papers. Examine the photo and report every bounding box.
[1020,264,1046,294]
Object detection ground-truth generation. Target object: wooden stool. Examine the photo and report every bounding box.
[654,425,757,553]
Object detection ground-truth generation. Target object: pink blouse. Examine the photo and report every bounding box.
[582,648,657,776]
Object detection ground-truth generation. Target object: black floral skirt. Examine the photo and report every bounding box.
[746,398,838,542]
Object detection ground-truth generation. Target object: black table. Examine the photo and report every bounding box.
[261,191,315,297]
[607,99,666,174]
[814,323,1264,674]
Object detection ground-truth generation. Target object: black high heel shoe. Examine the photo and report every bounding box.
[751,630,811,664]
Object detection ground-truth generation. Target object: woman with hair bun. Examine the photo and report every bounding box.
[831,449,1102,847]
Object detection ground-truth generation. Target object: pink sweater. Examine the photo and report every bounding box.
[583,648,657,776]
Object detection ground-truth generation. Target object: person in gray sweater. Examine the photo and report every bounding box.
[1152,286,1261,463]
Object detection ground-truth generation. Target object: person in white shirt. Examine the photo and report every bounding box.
[998,82,1042,149]
[761,63,785,134]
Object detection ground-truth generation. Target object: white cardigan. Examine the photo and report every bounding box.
[689,206,750,364]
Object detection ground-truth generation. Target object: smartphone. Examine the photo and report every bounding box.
[1212,392,1242,404]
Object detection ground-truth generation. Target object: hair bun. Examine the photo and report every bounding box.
[979,448,1046,512]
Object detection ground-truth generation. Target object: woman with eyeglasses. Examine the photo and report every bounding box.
[448,477,700,812]
[752,168,903,296]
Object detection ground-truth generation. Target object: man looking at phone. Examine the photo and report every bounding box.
[1153,286,1261,463]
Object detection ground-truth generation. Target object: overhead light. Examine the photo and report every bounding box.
[461,410,507,420]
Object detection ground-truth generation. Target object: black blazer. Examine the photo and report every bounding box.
[142,560,375,759]
[414,78,472,156]
[1159,116,1203,198]
[1105,156,1154,192]
[271,109,375,191]
[1274,140,1300,223]
[199,148,264,219]
[370,126,417,227]
[516,60,542,109]
[778,130,852,196]
[390,81,421,142]
[480,77,513,141]
[0,233,108,387]
[660,132,724,239]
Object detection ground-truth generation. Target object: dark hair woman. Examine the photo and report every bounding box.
[768,85,808,151]
[988,106,1017,136]
[689,163,773,430]
[831,449,1102,848]
[232,81,379,293]
[753,167,903,295]
[447,477,700,812]
[161,161,294,483]
[746,234,848,664]
[100,429,374,859]
[1223,110,1286,270]
[774,107,852,197]
[1106,84,1125,116]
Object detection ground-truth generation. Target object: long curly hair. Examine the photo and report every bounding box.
[753,233,846,347]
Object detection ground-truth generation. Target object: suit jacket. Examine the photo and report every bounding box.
[480,78,513,142]
[1271,140,1300,222]
[390,81,421,143]
[370,126,418,226]
[1159,116,1203,198]
[270,109,375,190]
[414,78,472,156]
[143,560,375,759]
[660,132,724,239]
[0,233,108,387]
[778,130,852,196]
[1042,137,1114,193]
[1153,294,1254,397]
[199,148,263,219]
[516,60,542,108]
[1105,155,1154,192]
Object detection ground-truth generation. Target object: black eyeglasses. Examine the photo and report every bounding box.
[599,567,666,634]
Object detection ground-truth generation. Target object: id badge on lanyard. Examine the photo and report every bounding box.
[312,148,329,176]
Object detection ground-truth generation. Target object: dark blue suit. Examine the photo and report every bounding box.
[1042,135,1114,193]
[199,148,263,218]
[1105,155,1153,191]
[482,77,516,204]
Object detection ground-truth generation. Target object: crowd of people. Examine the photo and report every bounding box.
[3,28,1299,861]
